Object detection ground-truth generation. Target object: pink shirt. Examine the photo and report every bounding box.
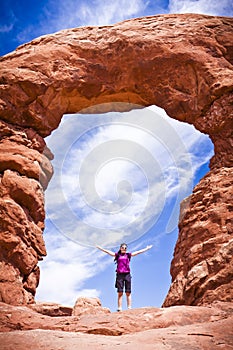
[115,253,131,273]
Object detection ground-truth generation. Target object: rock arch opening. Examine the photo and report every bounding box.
[36,104,214,308]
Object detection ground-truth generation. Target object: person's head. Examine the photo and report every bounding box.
[114,243,128,262]
[120,243,127,253]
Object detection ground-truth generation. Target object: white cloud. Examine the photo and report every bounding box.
[39,106,214,308]
[44,105,213,247]
[78,0,149,26]
[39,0,149,34]
[36,232,109,305]
[169,0,233,16]
[0,9,16,34]
[14,0,233,49]
[0,23,14,34]
[14,0,150,46]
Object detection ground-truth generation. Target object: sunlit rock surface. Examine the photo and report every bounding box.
[0,301,233,349]
[163,168,233,306]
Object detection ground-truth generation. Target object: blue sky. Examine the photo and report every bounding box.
[40,105,213,310]
[1,0,231,311]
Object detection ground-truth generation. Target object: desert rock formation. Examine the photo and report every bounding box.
[163,168,233,306]
[0,300,233,349]
[0,13,232,305]
[0,120,53,304]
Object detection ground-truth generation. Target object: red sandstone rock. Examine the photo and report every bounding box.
[163,168,233,307]
[72,297,110,316]
[28,301,72,317]
[0,13,232,306]
[0,302,232,349]
[0,300,232,333]
[0,121,51,304]
[0,15,232,140]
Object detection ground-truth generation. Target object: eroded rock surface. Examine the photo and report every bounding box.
[0,120,53,304]
[0,301,233,349]
[0,13,232,305]
[163,168,233,306]
[72,297,110,317]
[28,301,73,317]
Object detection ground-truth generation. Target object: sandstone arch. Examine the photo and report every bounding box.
[0,13,232,305]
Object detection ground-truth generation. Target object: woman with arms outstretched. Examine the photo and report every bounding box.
[96,243,152,311]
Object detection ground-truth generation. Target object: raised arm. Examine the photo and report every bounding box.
[131,245,153,257]
[96,245,115,257]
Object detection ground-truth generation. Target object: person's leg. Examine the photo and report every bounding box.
[117,292,123,311]
[126,292,131,309]
[125,273,132,309]
[116,273,124,311]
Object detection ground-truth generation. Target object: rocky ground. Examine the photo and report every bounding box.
[0,298,233,349]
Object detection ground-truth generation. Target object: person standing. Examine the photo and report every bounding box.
[96,243,152,311]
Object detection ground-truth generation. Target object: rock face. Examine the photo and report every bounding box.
[0,120,53,304]
[0,13,232,305]
[72,297,110,317]
[28,301,73,317]
[0,301,233,349]
[163,168,233,306]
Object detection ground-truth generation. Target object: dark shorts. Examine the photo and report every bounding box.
[115,273,131,293]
